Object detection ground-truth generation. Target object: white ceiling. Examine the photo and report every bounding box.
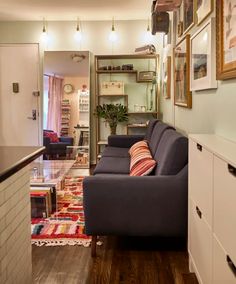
[0,0,153,21]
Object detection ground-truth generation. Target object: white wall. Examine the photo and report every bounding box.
[161,12,236,143]
[0,20,162,162]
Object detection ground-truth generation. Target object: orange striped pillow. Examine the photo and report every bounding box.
[129,140,157,176]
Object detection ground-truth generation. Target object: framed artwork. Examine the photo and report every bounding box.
[174,35,192,108]
[183,0,195,33]
[196,0,213,25]
[216,0,236,80]
[162,56,171,99]
[176,4,184,39]
[191,18,217,91]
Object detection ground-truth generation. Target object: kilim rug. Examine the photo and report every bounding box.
[31,176,91,247]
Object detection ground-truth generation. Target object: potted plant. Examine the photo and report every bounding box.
[95,103,128,134]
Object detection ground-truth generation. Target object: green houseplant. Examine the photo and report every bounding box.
[95,103,128,135]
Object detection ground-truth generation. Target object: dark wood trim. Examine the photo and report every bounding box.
[91,235,97,257]
[0,147,45,183]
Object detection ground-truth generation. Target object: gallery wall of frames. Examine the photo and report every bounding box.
[162,0,236,111]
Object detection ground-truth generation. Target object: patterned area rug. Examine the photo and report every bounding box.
[31,176,91,247]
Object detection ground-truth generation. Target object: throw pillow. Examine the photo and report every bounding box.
[129,140,148,157]
[44,131,59,143]
[129,140,156,176]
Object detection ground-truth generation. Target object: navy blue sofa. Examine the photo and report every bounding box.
[83,120,188,256]
[43,130,74,159]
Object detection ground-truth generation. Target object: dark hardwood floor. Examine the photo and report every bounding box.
[32,236,198,284]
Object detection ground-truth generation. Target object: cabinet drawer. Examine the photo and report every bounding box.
[213,236,236,284]
[189,139,213,226]
[214,155,236,264]
[189,199,212,284]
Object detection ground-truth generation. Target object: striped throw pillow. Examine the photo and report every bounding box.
[129,140,157,176]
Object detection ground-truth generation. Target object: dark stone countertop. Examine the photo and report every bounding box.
[0,146,45,183]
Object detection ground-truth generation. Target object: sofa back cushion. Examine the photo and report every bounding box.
[148,122,174,156]
[144,119,158,141]
[153,129,188,175]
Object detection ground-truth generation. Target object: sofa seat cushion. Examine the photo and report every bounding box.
[94,157,130,174]
[101,147,129,158]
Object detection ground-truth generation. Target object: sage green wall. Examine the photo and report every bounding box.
[0,20,162,163]
[161,12,236,143]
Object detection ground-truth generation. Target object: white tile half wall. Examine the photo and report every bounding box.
[0,166,32,284]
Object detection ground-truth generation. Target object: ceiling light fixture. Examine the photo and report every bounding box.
[71,53,85,63]
[144,18,154,44]
[74,17,82,42]
[41,18,49,44]
[109,17,118,43]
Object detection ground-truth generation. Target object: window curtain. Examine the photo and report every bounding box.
[47,76,63,134]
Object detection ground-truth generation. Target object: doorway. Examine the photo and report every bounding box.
[0,44,40,146]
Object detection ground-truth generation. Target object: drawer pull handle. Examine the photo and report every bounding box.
[196,206,202,219]
[196,143,202,151]
[228,164,236,177]
[226,255,236,277]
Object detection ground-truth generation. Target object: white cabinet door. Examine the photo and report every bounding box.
[189,139,213,226]
[213,237,236,284]
[189,199,212,284]
[214,155,236,265]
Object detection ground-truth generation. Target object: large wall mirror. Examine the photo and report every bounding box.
[43,51,90,168]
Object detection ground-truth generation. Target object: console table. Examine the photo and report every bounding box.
[0,146,44,284]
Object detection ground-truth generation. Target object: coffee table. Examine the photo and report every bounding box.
[30,160,75,213]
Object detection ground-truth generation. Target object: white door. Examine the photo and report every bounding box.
[0,44,40,146]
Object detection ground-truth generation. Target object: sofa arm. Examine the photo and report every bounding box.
[59,137,74,145]
[83,165,188,237]
[108,134,144,148]
[43,137,51,153]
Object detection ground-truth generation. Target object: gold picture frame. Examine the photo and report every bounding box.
[174,35,192,108]
[196,0,213,25]
[183,0,196,34]
[216,0,236,80]
[162,56,171,99]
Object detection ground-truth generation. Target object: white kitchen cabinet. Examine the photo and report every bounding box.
[188,134,236,284]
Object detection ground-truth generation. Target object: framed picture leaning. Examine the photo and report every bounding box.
[216,0,236,79]
[190,18,218,91]
[174,34,192,108]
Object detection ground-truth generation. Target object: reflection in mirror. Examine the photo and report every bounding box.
[43,51,90,168]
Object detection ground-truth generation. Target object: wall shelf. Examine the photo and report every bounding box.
[95,54,159,162]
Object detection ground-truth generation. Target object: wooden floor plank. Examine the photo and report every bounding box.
[32,236,198,284]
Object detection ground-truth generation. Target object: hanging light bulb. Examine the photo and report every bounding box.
[41,18,49,44]
[74,18,82,42]
[144,18,154,43]
[109,17,118,42]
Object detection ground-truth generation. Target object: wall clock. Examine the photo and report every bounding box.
[63,84,74,94]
